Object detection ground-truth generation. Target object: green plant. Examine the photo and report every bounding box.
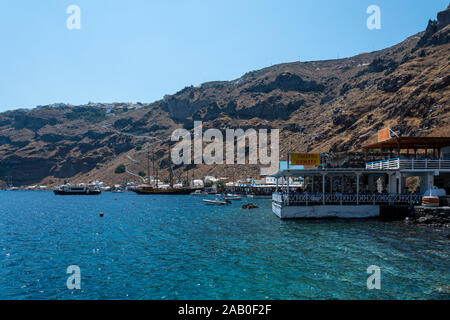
[65,107,107,123]
[138,171,146,177]
[204,180,213,188]
[114,164,126,174]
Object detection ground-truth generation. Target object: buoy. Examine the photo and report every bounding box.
[114,198,118,200]
[99,212,104,217]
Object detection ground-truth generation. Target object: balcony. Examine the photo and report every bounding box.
[366,158,450,170]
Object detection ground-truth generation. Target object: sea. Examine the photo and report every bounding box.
[0,191,448,300]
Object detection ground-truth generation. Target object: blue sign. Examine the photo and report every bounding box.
[279,161,304,170]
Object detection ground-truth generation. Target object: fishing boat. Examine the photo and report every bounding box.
[203,198,230,205]
[53,184,101,195]
[223,193,242,201]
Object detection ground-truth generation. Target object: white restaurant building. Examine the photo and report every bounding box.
[271,137,450,219]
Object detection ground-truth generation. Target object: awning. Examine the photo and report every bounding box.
[270,168,394,178]
[363,137,450,151]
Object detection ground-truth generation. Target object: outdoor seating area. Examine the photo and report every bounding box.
[270,136,450,219]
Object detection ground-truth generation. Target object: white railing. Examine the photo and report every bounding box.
[366,158,400,169]
[366,158,450,170]
[272,192,422,206]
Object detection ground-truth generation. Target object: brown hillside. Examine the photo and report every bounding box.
[0,6,449,186]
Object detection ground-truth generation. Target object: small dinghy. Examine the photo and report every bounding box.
[422,187,446,207]
[203,198,230,205]
[422,196,439,207]
[191,190,207,196]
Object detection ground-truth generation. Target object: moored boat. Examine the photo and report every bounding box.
[191,189,207,196]
[53,184,101,195]
[203,198,230,205]
[422,196,440,207]
[133,184,192,195]
[223,193,242,201]
[422,187,446,207]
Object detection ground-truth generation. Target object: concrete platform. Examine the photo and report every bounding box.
[272,202,380,219]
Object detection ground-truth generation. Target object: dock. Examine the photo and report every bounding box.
[270,135,450,219]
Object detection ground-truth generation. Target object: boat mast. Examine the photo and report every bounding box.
[186,167,189,188]
[147,148,150,184]
[168,144,174,188]
[152,148,156,187]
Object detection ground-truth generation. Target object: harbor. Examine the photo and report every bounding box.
[0,190,449,300]
[0,0,449,305]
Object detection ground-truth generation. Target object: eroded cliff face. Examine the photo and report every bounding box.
[0,6,449,186]
[158,5,449,155]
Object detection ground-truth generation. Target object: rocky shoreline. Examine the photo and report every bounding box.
[405,206,450,230]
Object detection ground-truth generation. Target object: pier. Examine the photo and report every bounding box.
[271,136,450,219]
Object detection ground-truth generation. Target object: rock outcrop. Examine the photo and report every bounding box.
[416,5,450,48]
[406,206,450,228]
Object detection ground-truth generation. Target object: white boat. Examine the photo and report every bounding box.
[54,184,101,195]
[223,194,242,200]
[247,194,272,199]
[191,190,207,196]
[203,198,230,205]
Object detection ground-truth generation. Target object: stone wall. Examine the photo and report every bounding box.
[406,206,450,228]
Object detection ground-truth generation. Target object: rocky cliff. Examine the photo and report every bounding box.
[0,6,449,186]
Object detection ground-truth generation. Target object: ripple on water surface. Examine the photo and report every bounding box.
[0,191,449,299]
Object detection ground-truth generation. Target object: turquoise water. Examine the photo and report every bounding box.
[0,191,448,300]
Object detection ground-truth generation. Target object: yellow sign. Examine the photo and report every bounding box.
[290,153,320,166]
[378,127,391,142]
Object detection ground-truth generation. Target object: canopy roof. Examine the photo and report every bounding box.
[363,137,450,151]
[271,168,394,178]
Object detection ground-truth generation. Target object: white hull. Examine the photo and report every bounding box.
[247,195,272,199]
[224,197,242,201]
[203,199,228,205]
[272,202,380,219]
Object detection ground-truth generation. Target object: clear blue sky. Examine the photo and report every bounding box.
[0,0,447,111]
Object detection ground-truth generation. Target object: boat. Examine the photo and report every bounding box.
[223,193,242,200]
[247,194,272,199]
[191,189,207,196]
[422,187,446,207]
[422,196,440,207]
[133,184,192,195]
[203,198,230,205]
[53,184,101,195]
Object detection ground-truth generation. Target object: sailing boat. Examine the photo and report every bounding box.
[132,145,192,195]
